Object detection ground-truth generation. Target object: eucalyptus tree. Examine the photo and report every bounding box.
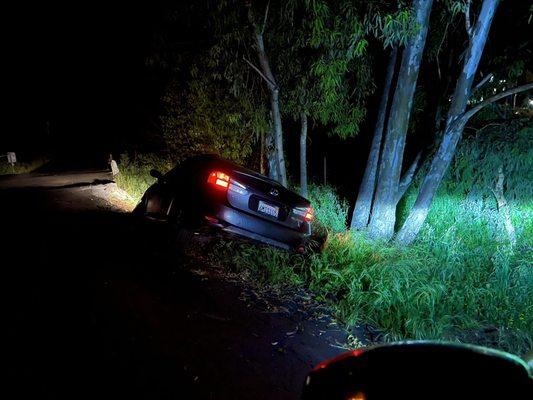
[350,0,531,244]
[348,2,423,232]
[280,0,377,197]
[366,0,435,240]
[246,0,373,190]
[396,0,533,244]
[244,0,289,186]
[207,0,286,183]
[280,1,415,198]
[350,47,398,230]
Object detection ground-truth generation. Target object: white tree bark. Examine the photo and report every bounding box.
[351,48,397,230]
[396,0,500,245]
[367,0,434,240]
[246,3,288,186]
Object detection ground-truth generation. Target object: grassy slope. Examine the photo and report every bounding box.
[115,127,532,355]
[213,184,532,356]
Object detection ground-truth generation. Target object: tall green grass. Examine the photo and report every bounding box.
[114,153,173,202]
[211,126,533,355]
[213,191,532,355]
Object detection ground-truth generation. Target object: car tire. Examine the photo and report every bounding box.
[168,207,196,251]
[132,197,147,217]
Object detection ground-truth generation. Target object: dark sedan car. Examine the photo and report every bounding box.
[133,154,313,250]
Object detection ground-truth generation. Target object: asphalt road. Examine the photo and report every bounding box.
[3,173,350,399]
[0,169,113,189]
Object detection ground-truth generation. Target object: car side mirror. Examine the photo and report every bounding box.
[302,341,532,399]
[150,169,163,180]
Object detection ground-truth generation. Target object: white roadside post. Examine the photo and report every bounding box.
[108,153,120,177]
[7,152,16,173]
[110,159,120,177]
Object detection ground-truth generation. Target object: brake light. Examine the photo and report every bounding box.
[207,171,230,189]
[294,206,314,222]
[304,207,314,222]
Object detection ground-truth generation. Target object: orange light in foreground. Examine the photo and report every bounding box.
[346,392,366,400]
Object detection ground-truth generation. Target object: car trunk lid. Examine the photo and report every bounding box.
[227,169,311,230]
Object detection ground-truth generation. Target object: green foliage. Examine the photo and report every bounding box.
[446,124,533,203]
[114,153,173,202]
[212,180,532,356]
[161,62,267,165]
[364,5,417,48]
[307,184,349,233]
[211,0,416,141]
[294,0,414,138]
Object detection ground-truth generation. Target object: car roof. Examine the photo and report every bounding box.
[183,154,282,186]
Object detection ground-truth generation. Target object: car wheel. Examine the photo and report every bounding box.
[132,197,147,217]
[167,207,196,251]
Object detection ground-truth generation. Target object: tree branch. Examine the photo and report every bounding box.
[459,83,533,124]
[396,151,422,203]
[243,56,278,90]
[472,72,493,93]
[261,0,270,35]
[464,0,473,37]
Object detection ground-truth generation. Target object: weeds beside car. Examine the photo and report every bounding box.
[115,152,532,356]
[212,185,532,356]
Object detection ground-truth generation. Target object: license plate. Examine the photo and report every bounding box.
[257,200,279,218]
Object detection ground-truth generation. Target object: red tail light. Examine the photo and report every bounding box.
[207,171,230,190]
[304,207,314,222]
[295,206,314,221]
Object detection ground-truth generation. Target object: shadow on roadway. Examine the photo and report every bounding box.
[3,186,340,399]
[3,189,193,398]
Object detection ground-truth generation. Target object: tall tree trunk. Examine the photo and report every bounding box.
[395,84,532,245]
[270,88,287,186]
[351,47,398,230]
[396,151,422,202]
[247,4,288,186]
[367,0,433,240]
[396,0,500,245]
[266,122,279,181]
[300,112,308,198]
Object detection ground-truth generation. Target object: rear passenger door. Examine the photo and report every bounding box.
[144,182,176,220]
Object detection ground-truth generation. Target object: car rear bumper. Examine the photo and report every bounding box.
[210,204,310,249]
